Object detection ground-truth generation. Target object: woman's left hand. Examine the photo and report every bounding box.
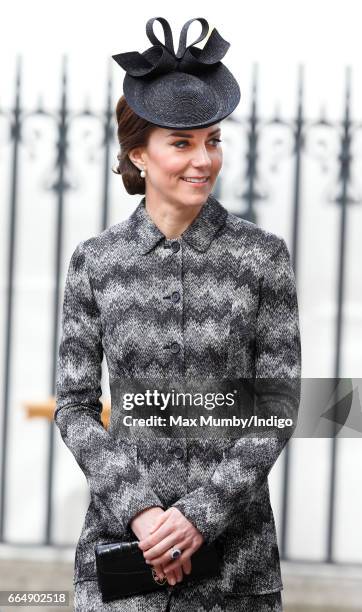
[137,507,204,575]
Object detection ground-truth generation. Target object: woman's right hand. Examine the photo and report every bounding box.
[130,506,191,586]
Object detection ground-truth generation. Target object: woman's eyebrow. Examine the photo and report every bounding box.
[166,128,221,138]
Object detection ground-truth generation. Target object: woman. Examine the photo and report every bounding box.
[55,17,301,612]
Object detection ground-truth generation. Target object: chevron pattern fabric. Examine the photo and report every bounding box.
[55,193,301,602]
[74,577,283,610]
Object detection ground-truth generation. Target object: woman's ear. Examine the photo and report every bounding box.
[128,147,145,171]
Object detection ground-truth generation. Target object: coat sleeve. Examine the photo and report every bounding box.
[171,236,302,544]
[55,240,165,534]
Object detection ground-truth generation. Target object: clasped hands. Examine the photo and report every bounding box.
[131,506,204,586]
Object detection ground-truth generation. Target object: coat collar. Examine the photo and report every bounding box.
[127,193,228,255]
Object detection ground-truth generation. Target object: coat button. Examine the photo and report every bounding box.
[170,342,180,354]
[173,447,184,459]
[171,291,180,303]
[171,241,180,253]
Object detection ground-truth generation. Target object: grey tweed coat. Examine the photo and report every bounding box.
[55,193,301,599]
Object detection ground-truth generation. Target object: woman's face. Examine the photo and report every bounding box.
[131,123,223,207]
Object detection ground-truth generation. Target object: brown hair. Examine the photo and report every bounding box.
[112,95,157,195]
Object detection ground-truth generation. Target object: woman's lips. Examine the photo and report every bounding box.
[180,177,209,186]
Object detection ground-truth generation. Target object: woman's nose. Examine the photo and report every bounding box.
[192,146,212,168]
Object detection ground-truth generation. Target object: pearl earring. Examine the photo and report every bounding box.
[140,168,146,178]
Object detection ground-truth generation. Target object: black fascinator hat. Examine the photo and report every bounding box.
[112,16,241,129]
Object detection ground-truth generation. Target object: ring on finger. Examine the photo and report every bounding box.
[169,546,182,561]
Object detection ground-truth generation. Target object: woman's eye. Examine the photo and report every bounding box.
[173,138,222,149]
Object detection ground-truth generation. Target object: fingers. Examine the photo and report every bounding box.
[161,548,192,574]
[153,563,165,582]
[153,562,180,586]
[174,565,183,583]
[152,563,184,587]
[145,532,201,569]
[182,557,192,575]
[144,533,189,565]
[153,558,191,586]
[138,508,182,552]
[164,566,183,586]
[138,506,202,579]
[139,522,174,553]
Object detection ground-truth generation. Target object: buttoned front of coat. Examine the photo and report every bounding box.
[55,193,301,596]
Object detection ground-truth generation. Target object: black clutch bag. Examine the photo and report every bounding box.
[95,540,220,602]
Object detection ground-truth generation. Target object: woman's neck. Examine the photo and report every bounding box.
[144,191,206,240]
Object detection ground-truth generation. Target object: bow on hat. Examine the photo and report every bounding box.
[112,17,231,79]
